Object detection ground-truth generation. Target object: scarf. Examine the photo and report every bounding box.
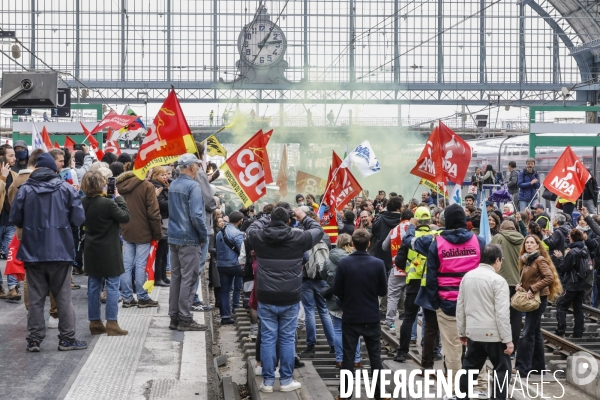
[520,251,540,266]
[576,225,590,232]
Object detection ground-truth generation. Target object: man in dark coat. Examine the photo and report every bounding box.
[9,153,87,352]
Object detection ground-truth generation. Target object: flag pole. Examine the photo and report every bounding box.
[411,181,421,202]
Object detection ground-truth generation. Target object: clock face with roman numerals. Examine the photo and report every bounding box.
[238,20,286,67]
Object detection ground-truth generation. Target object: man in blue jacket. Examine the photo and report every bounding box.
[168,154,208,332]
[9,153,87,352]
[216,211,245,325]
[517,158,540,211]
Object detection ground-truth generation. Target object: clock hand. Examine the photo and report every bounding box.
[265,40,282,44]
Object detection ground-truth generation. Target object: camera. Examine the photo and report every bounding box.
[107,177,116,196]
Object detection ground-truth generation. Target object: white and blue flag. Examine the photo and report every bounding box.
[32,122,48,152]
[342,140,381,177]
[449,184,462,206]
[479,200,493,245]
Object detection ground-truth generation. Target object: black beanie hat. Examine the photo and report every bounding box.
[444,203,467,230]
[35,153,58,173]
[229,211,244,224]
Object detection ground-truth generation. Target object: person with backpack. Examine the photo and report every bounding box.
[553,229,590,338]
[216,211,245,325]
[300,212,335,358]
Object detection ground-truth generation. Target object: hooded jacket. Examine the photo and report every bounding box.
[9,168,85,262]
[491,229,524,286]
[372,211,401,270]
[507,169,520,194]
[582,175,599,201]
[555,241,589,291]
[246,215,324,306]
[416,228,486,316]
[544,224,570,254]
[74,151,93,182]
[115,171,162,244]
[321,247,350,312]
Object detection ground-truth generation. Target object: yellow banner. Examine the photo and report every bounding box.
[221,163,253,208]
[206,134,227,157]
[419,179,447,196]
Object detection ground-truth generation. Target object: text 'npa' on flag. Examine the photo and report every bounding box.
[543,146,591,203]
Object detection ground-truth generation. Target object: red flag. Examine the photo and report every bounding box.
[90,110,140,134]
[64,135,76,153]
[104,128,122,155]
[53,141,60,149]
[438,121,472,184]
[142,240,158,293]
[324,151,362,211]
[296,171,326,195]
[321,210,339,244]
[80,122,105,161]
[133,89,197,179]
[5,235,25,281]
[276,144,288,197]
[543,146,590,202]
[221,130,273,207]
[40,126,53,150]
[410,127,446,187]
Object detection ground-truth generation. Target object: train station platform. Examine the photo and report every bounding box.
[0,261,213,400]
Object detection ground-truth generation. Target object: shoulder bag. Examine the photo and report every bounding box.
[511,268,541,312]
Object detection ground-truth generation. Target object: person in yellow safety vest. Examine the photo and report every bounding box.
[392,207,438,364]
[532,203,551,231]
[556,197,576,218]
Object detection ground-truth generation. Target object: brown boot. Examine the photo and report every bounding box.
[89,320,106,335]
[106,320,128,336]
[0,286,6,299]
[7,287,21,301]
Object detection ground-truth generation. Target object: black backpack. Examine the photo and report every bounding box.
[575,249,594,288]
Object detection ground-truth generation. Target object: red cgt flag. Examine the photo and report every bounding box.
[410,127,446,188]
[324,151,362,211]
[132,89,197,179]
[221,130,273,208]
[296,171,326,196]
[104,128,122,155]
[543,146,590,202]
[438,121,472,184]
[276,144,288,197]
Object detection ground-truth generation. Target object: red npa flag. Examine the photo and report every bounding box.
[133,89,197,179]
[276,144,288,198]
[543,146,590,202]
[410,127,446,187]
[324,151,363,211]
[438,121,472,184]
[64,135,76,153]
[80,123,105,161]
[90,110,140,135]
[5,235,25,281]
[221,130,273,207]
[53,141,60,149]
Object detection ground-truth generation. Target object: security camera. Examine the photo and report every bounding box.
[20,79,33,91]
[561,87,571,98]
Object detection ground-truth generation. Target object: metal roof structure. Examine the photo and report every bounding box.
[0,0,599,107]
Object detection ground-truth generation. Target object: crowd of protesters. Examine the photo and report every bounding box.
[3,143,600,400]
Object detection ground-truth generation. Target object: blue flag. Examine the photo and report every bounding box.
[479,202,493,245]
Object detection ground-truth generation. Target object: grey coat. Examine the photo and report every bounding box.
[320,247,351,312]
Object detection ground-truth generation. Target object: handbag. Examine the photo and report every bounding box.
[511,268,541,312]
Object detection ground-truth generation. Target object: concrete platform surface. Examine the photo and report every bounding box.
[0,261,211,400]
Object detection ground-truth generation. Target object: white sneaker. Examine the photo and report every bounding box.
[47,317,59,329]
[280,380,301,392]
[254,365,262,376]
[259,382,273,393]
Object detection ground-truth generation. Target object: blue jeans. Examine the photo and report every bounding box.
[0,225,17,289]
[332,315,360,363]
[88,275,120,321]
[519,200,531,212]
[193,240,209,303]
[258,302,299,386]
[218,266,243,319]
[301,280,335,347]
[232,276,243,308]
[120,241,151,301]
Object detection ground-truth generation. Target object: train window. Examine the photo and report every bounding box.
[521,144,528,155]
